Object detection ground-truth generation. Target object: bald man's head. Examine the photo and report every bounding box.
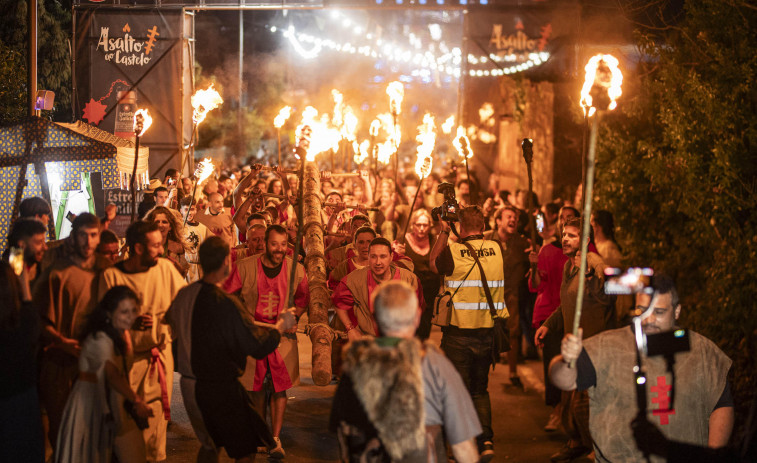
[208,193,224,214]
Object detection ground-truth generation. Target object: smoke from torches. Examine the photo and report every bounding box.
[580,54,623,117]
[192,84,224,125]
[274,106,292,128]
[133,108,152,137]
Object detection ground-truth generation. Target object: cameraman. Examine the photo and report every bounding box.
[429,205,508,463]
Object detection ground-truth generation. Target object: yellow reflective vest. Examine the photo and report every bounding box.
[444,239,508,329]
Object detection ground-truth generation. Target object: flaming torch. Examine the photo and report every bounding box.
[274,105,292,168]
[453,126,474,181]
[386,81,404,184]
[130,108,153,222]
[570,54,623,367]
[188,84,224,171]
[182,157,215,228]
[369,119,380,175]
[401,114,436,242]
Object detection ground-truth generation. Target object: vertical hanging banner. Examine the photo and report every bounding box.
[73,7,192,178]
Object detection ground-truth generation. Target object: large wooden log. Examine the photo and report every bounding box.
[302,161,332,386]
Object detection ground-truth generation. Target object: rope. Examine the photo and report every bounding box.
[306,322,346,341]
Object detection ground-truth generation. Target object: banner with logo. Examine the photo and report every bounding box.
[73,8,192,178]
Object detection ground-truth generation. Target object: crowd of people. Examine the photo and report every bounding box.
[0,159,738,463]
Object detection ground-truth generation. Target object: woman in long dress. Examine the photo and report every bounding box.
[55,286,152,463]
[403,209,439,340]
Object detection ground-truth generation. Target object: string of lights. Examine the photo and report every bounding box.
[270,9,549,79]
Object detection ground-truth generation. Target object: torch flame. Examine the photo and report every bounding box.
[133,108,152,137]
[386,81,404,115]
[479,103,495,127]
[414,113,436,178]
[369,119,381,137]
[273,106,292,128]
[191,84,224,125]
[453,126,474,159]
[353,140,370,164]
[194,158,215,185]
[298,107,341,161]
[341,108,358,142]
[580,54,623,117]
[441,115,455,135]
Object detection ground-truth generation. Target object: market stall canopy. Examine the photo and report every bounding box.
[0,117,149,254]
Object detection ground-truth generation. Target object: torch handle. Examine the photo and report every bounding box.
[323,172,360,179]
[182,180,199,229]
[288,151,307,308]
[399,180,424,244]
[525,160,538,275]
[570,114,600,368]
[130,136,141,223]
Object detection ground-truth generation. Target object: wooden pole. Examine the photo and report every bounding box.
[130,135,141,222]
[302,161,332,386]
[570,113,599,367]
[522,138,537,275]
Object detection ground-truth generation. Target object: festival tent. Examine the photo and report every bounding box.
[0,116,149,254]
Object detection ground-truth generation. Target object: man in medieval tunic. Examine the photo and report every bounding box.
[166,236,296,463]
[235,224,309,458]
[550,274,733,463]
[35,213,110,450]
[98,220,187,462]
[332,237,424,342]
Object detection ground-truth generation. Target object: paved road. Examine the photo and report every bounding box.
[166,325,593,462]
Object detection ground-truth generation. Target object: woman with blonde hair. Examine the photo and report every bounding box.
[403,208,438,339]
[143,206,190,276]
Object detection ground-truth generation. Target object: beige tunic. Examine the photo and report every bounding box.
[98,258,186,462]
[235,254,305,390]
[583,327,732,462]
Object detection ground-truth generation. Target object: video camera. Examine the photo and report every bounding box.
[604,267,690,358]
[430,182,460,223]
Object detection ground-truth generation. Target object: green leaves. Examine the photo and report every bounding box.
[594,0,756,437]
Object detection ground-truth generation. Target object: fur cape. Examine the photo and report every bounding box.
[342,338,426,461]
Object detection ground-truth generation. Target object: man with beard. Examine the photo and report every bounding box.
[180,197,211,283]
[529,206,579,432]
[98,220,187,462]
[550,274,733,462]
[35,213,110,450]
[484,206,530,388]
[332,237,423,342]
[166,236,297,463]
[195,192,236,247]
[5,218,48,284]
[534,217,615,462]
[235,224,309,458]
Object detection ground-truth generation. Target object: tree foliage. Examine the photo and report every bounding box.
[0,0,72,124]
[595,0,756,438]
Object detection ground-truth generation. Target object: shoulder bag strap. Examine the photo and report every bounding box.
[460,240,498,319]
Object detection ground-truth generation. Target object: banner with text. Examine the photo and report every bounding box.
[74,8,191,178]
